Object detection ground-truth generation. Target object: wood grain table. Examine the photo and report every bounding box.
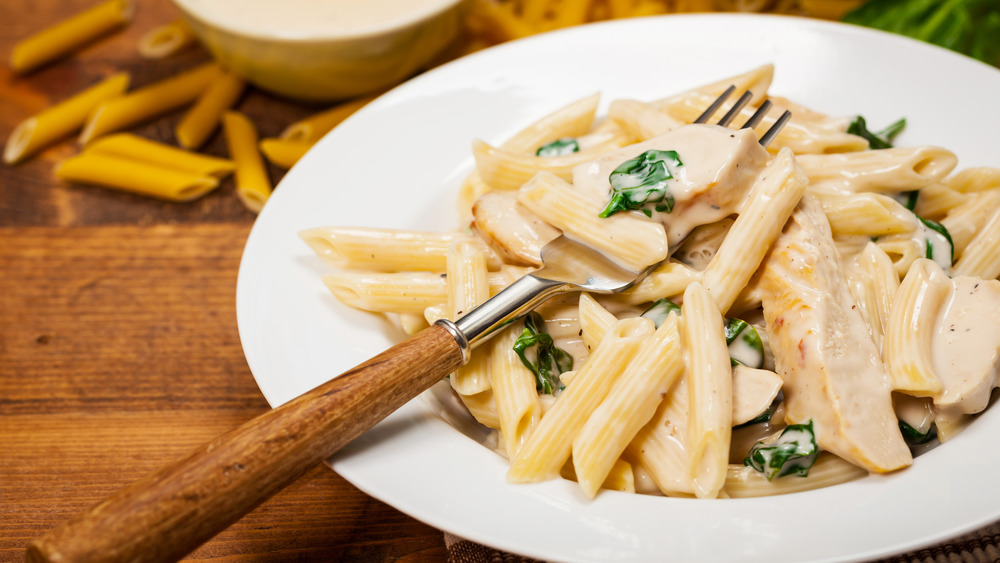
[1,0,447,560]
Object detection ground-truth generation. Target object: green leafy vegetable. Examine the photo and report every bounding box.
[744,420,820,481]
[640,298,681,328]
[536,138,580,157]
[724,318,765,369]
[842,0,1000,66]
[899,419,938,446]
[847,116,906,149]
[600,149,682,218]
[918,215,955,267]
[892,190,920,211]
[512,312,573,394]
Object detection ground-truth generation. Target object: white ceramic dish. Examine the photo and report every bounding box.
[236,14,1000,563]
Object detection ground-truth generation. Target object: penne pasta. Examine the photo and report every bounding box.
[80,62,219,144]
[448,240,492,396]
[85,133,235,178]
[259,138,313,169]
[516,172,669,272]
[10,0,133,74]
[54,152,217,201]
[508,318,653,483]
[176,68,246,149]
[681,282,732,499]
[279,93,381,143]
[4,72,129,165]
[700,147,808,313]
[573,314,684,499]
[490,324,542,459]
[299,227,498,273]
[223,111,272,213]
[138,19,197,59]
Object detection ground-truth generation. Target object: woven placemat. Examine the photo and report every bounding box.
[445,520,1000,562]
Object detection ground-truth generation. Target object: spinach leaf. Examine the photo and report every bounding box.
[536,138,580,157]
[847,116,906,149]
[744,420,820,481]
[899,419,938,446]
[842,0,1000,66]
[640,298,681,328]
[512,312,573,394]
[725,318,765,369]
[600,149,682,218]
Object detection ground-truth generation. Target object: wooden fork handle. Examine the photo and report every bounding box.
[26,324,465,563]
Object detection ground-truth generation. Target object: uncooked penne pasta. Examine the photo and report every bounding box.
[55,151,217,201]
[138,19,196,59]
[4,72,129,164]
[80,62,218,144]
[279,93,381,143]
[223,111,271,213]
[85,133,234,178]
[259,138,313,169]
[10,0,133,74]
[176,68,246,149]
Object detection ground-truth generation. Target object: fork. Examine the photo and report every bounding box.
[27,89,790,563]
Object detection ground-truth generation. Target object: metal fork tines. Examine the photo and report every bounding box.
[694,84,791,147]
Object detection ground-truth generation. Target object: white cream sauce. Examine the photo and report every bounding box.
[187,0,453,34]
[930,275,1000,413]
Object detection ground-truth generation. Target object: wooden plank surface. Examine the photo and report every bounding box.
[0,0,449,560]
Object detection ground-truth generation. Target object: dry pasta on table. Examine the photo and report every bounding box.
[302,64,1000,500]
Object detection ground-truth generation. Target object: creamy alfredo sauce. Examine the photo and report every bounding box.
[187,0,454,34]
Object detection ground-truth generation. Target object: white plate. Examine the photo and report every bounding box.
[236,14,1000,563]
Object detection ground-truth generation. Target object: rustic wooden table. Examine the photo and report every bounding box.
[0,0,448,560]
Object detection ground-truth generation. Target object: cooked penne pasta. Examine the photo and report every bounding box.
[10,0,133,74]
[448,241,493,396]
[508,318,653,483]
[176,68,246,149]
[223,111,271,213]
[572,314,684,498]
[489,324,542,459]
[516,172,669,272]
[55,152,217,201]
[681,282,732,499]
[299,227,498,273]
[80,62,218,144]
[4,72,129,165]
